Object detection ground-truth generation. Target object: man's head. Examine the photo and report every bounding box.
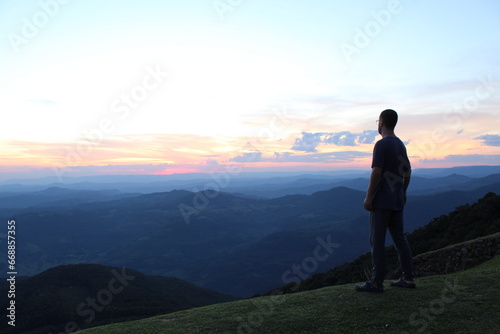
[378,109,398,134]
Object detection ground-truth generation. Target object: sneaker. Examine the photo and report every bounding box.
[390,278,416,289]
[355,281,384,293]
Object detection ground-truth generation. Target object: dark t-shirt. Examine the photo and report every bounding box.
[371,136,411,211]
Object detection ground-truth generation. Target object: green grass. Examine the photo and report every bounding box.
[78,256,500,334]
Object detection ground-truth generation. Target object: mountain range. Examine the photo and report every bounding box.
[1,167,500,296]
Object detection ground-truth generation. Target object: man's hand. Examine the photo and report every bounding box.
[364,196,373,211]
[364,167,382,211]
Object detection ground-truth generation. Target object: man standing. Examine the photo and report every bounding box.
[355,109,415,292]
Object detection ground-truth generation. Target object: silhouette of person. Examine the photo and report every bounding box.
[356,109,415,292]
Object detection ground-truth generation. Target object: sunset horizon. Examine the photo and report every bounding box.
[1,1,499,181]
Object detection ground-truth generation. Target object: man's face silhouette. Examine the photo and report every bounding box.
[377,118,383,135]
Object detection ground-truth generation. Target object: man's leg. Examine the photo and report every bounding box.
[388,210,414,282]
[370,208,388,286]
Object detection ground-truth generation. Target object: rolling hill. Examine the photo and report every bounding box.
[0,264,237,334]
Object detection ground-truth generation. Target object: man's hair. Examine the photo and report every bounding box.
[380,109,398,130]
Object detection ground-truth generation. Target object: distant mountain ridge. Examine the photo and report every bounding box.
[0,187,140,209]
[1,165,499,197]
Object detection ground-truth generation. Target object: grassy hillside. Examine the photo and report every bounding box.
[78,255,500,334]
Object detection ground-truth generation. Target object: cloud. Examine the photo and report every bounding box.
[0,163,185,182]
[4,133,230,167]
[291,130,378,152]
[230,151,263,163]
[421,154,500,164]
[268,151,372,163]
[205,159,220,167]
[358,130,379,144]
[228,150,371,164]
[475,134,500,147]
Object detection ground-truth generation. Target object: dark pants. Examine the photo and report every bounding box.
[370,208,413,286]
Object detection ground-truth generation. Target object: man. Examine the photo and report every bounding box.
[355,109,415,293]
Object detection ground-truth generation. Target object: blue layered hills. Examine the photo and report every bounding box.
[1,169,500,297]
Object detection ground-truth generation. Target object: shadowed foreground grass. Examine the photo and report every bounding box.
[79,256,500,334]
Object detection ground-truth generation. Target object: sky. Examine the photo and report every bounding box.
[1,0,499,181]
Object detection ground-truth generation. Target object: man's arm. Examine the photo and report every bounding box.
[403,168,411,204]
[403,169,411,191]
[364,167,382,211]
